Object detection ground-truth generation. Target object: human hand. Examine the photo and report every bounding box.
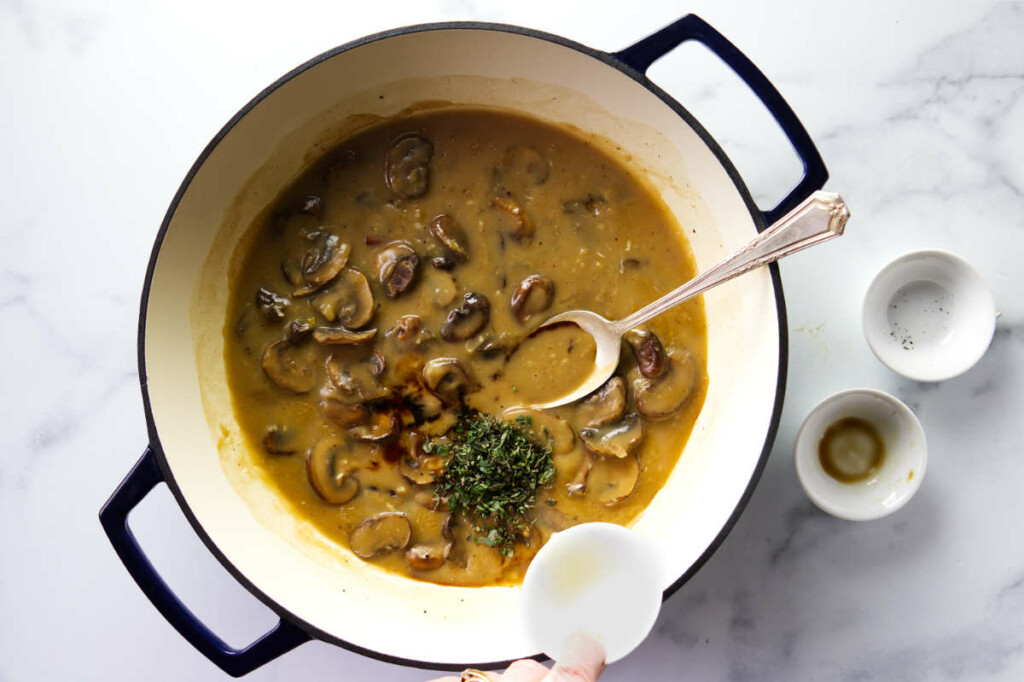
[428,633,606,682]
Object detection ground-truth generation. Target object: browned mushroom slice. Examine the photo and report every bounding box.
[319,397,368,427]
[402,382,444,423]
[313,326,377,345]
[421,357,480,407]
[262,425,298,455]
[589,454,640,505]
[285,319,314,343]
[566,450,594,496]
[349,410,401,444]
[495,145,550,189]
[510,274,554,324]
[499,407,575,455]
[491,197,534,241]
[405,545,446,571]
[349,512,412,559]
[326,354,390,402]
[261,338,317,393]
[428,214,468,262]
[255,288,288,321]
[440,292,490,342]
[386,314,434,350]
[625,328,668,379]
[311,267,375,328]
[576,376,627,427]
[376,241,420,298]
[384,133,433,199]
[398,437,445,485]
[633,350,698,420]
[579,414,644,459]
[305,439,360,504]
[303,234,351,286]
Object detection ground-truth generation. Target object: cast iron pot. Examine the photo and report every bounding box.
[100,14,827,677]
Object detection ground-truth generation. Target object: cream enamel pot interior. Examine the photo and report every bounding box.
[100,16,828,676]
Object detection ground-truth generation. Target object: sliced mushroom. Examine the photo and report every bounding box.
[566,450,593,496]
[421,357,480,407]
[398,433,445,485]
[576,376,627,427]
[384,133,433,199]
[633,350,698,420]
[262,425,298,455]
[319,398,368,428]
[625,328,668,379]
[510,275,554,324]
[405,545,446,571]
[261,337,317,393]
[303,233,351,286]
[402,382,445,423]
[589,454,640,505]
[431,256,455,270]
[579,414,644,459]
[305,439,360,504]
[491,197,534,241]
[440,292,490,342]
[350,512,412,558]
[428,214,468,262]
[386,315,434,350]
[349,410,401,444]
[285,319,314,343]
[499,407,575,455]
[313,326,377,345]
[376,241,419,298]
[311,267,375,328]
[326,354,390,402]
[255,288,288,321]
[495,145,550,189]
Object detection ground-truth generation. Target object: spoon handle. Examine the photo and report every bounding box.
[614,190,849,334]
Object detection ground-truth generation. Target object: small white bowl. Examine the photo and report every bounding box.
[863,249,995,382]
[795,389,927,521]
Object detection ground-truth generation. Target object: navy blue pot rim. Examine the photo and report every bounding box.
[129,18,808,673]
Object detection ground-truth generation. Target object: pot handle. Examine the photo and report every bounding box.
[614,14,828,226]
[99,447,310,677]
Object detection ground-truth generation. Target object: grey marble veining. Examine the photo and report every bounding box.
[2,1,1023,680]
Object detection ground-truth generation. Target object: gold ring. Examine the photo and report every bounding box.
[460,669,493,682]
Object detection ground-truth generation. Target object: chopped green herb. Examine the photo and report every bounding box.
[431,413,555,556]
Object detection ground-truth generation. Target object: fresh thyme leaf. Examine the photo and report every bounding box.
[431,413,555,556]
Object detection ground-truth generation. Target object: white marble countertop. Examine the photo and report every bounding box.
[3,1,1023,680]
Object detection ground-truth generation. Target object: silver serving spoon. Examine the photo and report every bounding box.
[532,190,850,410]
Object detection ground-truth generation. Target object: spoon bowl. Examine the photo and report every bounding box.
[533,190,849,409]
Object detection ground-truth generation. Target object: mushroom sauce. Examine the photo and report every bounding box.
[225,108,708,586]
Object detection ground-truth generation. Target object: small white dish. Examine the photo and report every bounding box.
[521,522,662,664]
[863,249,995,382]
[795,389,927,521]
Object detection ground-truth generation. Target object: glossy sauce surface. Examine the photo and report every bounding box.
[225,108,708,585]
